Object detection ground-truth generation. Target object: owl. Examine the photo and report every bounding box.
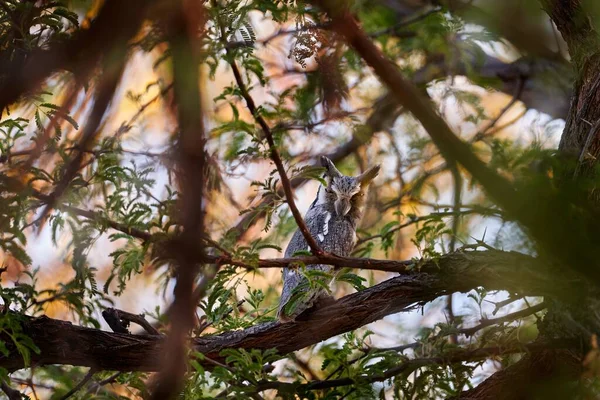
[277,156,380,322]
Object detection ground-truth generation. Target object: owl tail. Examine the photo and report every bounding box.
[277,287,330,323]
[278,265,336,322]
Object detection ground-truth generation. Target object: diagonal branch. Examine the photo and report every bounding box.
[0,0,150,112]
[40,51,128,222]
[213,0,322,255]
[314,1,600,287]
[255,338,576,393]
[459,301,547,337]
[0,251,580,373]
[57,368,96,400]
[316,1,520,214]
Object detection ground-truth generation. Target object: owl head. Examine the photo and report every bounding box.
[319,156,380,218]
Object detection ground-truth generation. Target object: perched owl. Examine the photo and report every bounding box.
[277,156,380,322]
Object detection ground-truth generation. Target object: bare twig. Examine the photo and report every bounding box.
[368,6,442,37]
[460,301,547,337]
[356,208,495,245]
[84,372,122,397]
[490,296,524,315]
[472,77,525,142]
[57,368,96,400]
[574,118,600,178]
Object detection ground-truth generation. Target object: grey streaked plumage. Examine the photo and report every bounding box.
[278,156,380,322]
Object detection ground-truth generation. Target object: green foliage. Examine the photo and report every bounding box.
[0,0,572,398]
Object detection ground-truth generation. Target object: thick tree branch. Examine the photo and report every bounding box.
[0,251,580,372]
[0,381,21,400]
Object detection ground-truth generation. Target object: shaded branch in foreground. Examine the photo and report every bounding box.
[0,0,150,112]
[150,2,208,399]
[0,251,581,372]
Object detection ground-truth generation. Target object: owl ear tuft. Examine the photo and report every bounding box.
[356,165,380,184]
[320,156,342,179]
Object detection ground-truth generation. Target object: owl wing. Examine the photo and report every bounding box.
[278,207,355,321]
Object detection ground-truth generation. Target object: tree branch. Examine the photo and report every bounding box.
[0,381,21,400]
[150,2,208,398]
[102,308,161,335]
[255,339,577,393]
[0,0,150,112]
[213,2,322,255]
[317,1,520,214]
[459,301,547,337]
[0,251,580,373]
[57,368,96,400]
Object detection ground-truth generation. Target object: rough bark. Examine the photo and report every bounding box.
[455,350,582,400]
[456,1,600,398]
[541,0,600,164]
[0,250,578,372]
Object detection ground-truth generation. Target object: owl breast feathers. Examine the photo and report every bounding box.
[278,157,380,322]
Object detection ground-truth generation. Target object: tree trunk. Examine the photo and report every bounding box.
[459,1,600,397]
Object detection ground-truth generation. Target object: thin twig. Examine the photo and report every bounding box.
[472,77,525,142]
[83,372,121,396]
[368,6,441,37]
[57,368,96,400]
[214,1,323,255]
[490,296,524,315]
[38,45,128,226]
[460,301,547,337]
[255,339,576,393]
[574,118,600,178]
[447,163,462,344]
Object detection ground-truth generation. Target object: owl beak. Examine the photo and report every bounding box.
[335,198,351,217]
